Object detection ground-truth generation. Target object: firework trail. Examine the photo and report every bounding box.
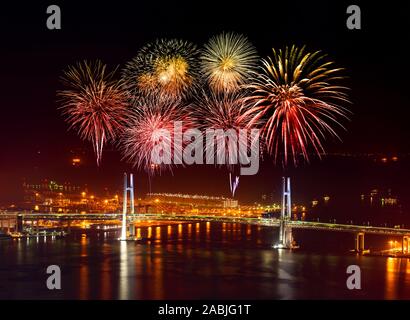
[200,32,258,93]
[194,91,260,168]
[242,45,350,165]
[122,39,200,101]
[58,60,129,165]
[120,95,192,175]
[229,173,240,198]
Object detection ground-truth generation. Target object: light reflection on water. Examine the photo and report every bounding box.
[155,226,161,240]
[119,241,128,300]
[384,257,410,300]
[100,249,111,300]
[79,234,89,299]
[2,222,410,299]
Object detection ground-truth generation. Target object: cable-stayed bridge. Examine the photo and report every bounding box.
[2,176,410,253]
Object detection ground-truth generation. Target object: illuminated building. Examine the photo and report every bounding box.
[223,199,238,208]
[361,188,399,208]
[146,193,235,208]
[72,157,81,166]
[22,179,120,213]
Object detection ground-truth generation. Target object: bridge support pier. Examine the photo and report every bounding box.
[16,215,23,233]
[276,222,293,249]
[120,172,135,241]
[402,236,409,254]
[274,177,297,249]
[129,223,136,237]
[355,232,365,253]
[34,220,39,235]
[2,219,9,233]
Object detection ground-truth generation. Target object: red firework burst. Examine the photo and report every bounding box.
[120,96,192,174]
[243,45,350,165]
[58,60,129,165]
[194,91,261,169]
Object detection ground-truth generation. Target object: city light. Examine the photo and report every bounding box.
[72,158,81,166]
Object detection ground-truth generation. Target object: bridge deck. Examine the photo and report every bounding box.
[1,212,410,236]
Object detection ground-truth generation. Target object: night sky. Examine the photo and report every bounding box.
[0,1,409,205]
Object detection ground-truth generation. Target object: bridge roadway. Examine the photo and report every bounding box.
[1,212,410,237]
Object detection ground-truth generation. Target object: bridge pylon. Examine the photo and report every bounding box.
[274,177,297,249]
[119,173,135,241]
[354,232,367,254]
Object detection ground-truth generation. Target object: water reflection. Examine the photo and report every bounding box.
[188,223,192,239]
[134,245,143,299]
[247,225,251,237]
[178,224,183,239]
[16,239,24,264]
[155,226,161,240]
[100,248,111,299]
[384,257,410,299]
[119,241,128,300]
[79,235,89,299]
[4,221,410,299]
[151,253,164,299]
[257,226,262,245]
[195,222,200,242]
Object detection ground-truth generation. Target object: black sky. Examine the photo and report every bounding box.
[0,1,409,204]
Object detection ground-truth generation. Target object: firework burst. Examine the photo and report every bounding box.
[122,39,200,101]
[120,96,192,174]
[194,91,260,170]
[58,60,129,165]
[200,32,259,93]
[243,45,350,165]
